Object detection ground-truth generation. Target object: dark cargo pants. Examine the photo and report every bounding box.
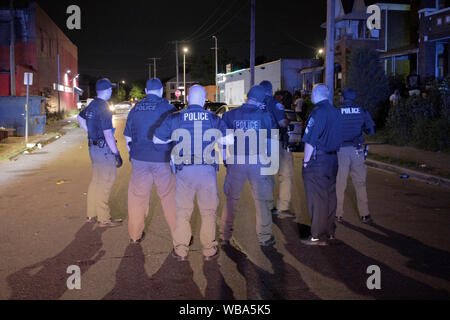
[302,154,338,240]
[220,164,274,243]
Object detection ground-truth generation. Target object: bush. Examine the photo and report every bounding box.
[385,78,450,152]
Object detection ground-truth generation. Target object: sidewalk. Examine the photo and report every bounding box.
[0,116,78,161]
[366,142,450,188]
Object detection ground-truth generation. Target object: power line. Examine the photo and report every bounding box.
[184,0,227,41]
[194,1,251,42]
[282,31,318,51]
[187,0,241,41]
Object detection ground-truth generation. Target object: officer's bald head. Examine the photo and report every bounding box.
[311,84,330,105]
[187,85,207,107]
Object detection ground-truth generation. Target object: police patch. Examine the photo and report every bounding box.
[276,103,285,111]
[305,118,314,135]
[234,120,261,131]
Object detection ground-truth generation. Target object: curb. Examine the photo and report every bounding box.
[6,133,63,161]
[366,159,450,189]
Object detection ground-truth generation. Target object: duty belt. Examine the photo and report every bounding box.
[316,150,337,155]
[88,138,106,148]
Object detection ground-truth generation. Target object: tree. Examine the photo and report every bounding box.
[347,47,389,124]
[116,85,127,102]
[129,82,145,101]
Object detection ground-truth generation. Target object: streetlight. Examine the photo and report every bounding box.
[183,47,188,104]
[316,48,324,59]
[117,80,125,100]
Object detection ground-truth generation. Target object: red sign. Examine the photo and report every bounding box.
[175,90,182,98]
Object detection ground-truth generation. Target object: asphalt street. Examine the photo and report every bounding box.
[0,114,449,300]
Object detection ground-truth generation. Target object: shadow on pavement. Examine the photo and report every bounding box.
[103,245,204,300]
[274,218,450,300]
[7,223,106,300]
[203,260,235,300]
[343,222,450,282]
[222,244,319,300]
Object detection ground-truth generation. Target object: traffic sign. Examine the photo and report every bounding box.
[24,72,33,86]
[175,90,182,98]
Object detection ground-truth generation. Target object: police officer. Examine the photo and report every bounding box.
[220,85,279,247]
[260,81,295,219]
[124,78,177,244]
[336,88,375,224]
[301,84,342,246]
[153,85,229,262]
[77,78,123,228]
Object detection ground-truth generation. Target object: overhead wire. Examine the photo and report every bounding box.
[186,0,241,41]
[184,0,227,41]
[194,1,251,42]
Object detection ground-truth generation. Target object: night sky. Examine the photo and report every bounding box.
[35,0,410,84]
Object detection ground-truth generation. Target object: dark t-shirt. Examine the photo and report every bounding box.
[302,100,343,153]
[79,98,113,140]
[124,95,176,163]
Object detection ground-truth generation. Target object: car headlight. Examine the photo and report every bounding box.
[109,105,115,111]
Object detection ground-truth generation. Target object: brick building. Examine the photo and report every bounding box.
[0,1,79,112]
[418,0,450,80]
[301,0,450,93]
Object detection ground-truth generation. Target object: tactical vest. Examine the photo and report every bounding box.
[340,102,366,147]
[130,97,161,143]
[85,99,108,141]
[177,106,218,163]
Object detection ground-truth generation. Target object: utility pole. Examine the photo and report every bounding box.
[9,0,16,96]
[148,57,161,78]
[212,36,218,102]
[170,40,189,92]
[175,41,179,91]
[250,0,256,87]
[325,0,336,103]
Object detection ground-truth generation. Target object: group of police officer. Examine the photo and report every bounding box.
[78,76,375,260]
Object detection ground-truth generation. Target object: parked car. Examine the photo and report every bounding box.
[204,102,226,113]
[77,99,93,111]
[110,101,132,114]
[216,105,239,118]
[171,101,186,111]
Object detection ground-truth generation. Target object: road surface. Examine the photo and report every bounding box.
[0,115,449,300]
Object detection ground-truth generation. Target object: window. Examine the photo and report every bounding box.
[446,16,450,23]
[437,18,443,25]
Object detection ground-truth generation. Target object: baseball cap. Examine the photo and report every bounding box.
[96,78,117,91]
[146,78,163,91]
[342,88,356,101]
[259,80,273,95]
[247,85,267,103]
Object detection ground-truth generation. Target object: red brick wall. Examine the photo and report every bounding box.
[0,4,78,111]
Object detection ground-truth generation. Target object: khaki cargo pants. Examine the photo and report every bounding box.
[269,146,294,212]
[336,146,370,218]
[128,159,177,241]
[87,146,117,222]
[220,164,274,243]
[173,165,219,258]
